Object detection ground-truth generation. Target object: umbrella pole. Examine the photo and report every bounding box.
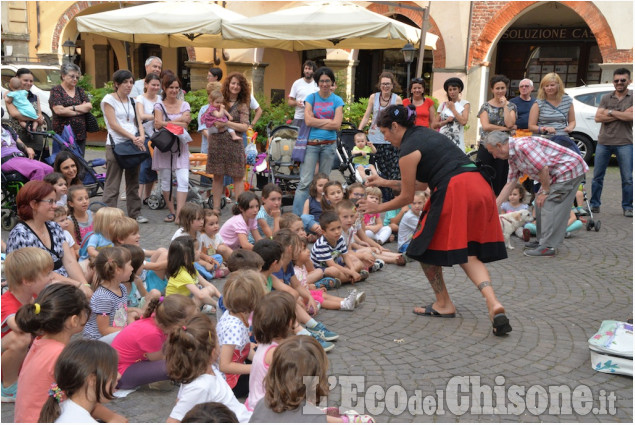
[416,1,431,78]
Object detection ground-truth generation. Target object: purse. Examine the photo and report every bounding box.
[291,93,314,163]
[113,138,150,169]
[150,104,179,153]
[85,112,100,133]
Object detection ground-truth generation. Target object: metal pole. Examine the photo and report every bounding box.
[416,2,431,78]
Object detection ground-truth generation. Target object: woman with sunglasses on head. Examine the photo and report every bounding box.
[433,77,470,152]
[358,72,403,200]
[49,63,93,157]
[403,77,436,128]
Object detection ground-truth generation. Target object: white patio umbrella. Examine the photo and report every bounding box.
[222,1,438,51]
[75,1,249,48]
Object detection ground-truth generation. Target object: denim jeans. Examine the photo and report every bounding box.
[292,142,336,215]
[591,143,633,210]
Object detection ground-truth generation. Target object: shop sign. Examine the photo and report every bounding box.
[502,27,595,41]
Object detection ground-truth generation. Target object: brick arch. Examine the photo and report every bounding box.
[52,1,196,61]
[367,2,446,69]
[469,1,629,68]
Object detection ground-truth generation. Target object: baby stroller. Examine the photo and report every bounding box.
[265,123,301,207]
[1,170,28,230]
[39,127,106,198]
[335,122,378,188]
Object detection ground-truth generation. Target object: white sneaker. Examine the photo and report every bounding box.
[201,304,216,314]
[340,290,357,311]
[136,215,149,223]
[370,259,385,272]
[120,192,126,200]
[355,291,366,307]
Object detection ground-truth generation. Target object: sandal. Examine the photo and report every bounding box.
[164,214,176,223]
[492,313,512,336]
[413,304,456,318]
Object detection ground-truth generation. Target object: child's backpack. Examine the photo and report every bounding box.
[588,320,633,376]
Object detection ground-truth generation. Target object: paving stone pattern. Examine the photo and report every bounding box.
[1,151,632,422]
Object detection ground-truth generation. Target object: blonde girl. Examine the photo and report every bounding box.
[216,270,266,398]
[320,181,345,212]
[165,313,251,422]
[38,340,120,423]
[83,247,138,343]
[200,90,242,141]
[79,207,125,261]
[301,172,329,237]
[13,284,91,423]
[112,294,197,389]
[67,185,92,245]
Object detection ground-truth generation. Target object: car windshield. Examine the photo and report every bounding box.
[29,68,62,90]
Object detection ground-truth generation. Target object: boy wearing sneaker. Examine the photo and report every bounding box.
[253,238,337,352]
[311,211,370,284]
[1,248,54,402]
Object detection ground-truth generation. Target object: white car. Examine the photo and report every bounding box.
[566,83,632,163]
[1,63,61,131]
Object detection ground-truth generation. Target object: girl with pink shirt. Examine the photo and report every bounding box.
[219,191,262,250]
[112,294,197,389]
[13,284,91,423]
[246,291,296,411]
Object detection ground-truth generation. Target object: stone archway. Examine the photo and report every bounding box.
[469,1,630,68]
[367,1,446,69]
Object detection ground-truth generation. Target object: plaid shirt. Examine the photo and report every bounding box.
[507,136,588,184]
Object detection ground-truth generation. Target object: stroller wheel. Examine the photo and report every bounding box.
[206,195,227,210]
[147,195,163,210]
[586,219,594,231]
[220,196,227,210]
[1,211,18,231]
[594,220,601,232]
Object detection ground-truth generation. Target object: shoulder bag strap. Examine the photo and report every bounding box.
[543,100,569,125]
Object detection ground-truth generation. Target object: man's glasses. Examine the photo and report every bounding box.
[614,78,628,84]
[519,85,532,88]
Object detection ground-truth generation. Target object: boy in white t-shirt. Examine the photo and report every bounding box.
[199,210,231,278]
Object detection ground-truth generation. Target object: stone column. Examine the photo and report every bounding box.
[224,61,269,96]
[93,45,110,89]
[323,59,359,103]
[186,61,214,91]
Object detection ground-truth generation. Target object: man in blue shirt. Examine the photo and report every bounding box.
[509,78,536,130]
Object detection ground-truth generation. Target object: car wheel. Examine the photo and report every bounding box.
[570,133,594,163]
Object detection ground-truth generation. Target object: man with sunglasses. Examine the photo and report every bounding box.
[592,68,633,217]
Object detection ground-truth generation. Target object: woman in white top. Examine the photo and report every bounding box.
[434,77,470,152]
[101,69,146,221]
[135,73,161,203]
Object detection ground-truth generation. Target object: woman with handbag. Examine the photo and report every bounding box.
[49,63,93,157]
[101,69,148,223]
[205,72,249,213]
[153,72,192,223]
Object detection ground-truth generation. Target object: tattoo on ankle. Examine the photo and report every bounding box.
[422,264,446,294]
[477,281,491,291]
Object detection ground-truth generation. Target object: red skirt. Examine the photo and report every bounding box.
[407,171,507,266]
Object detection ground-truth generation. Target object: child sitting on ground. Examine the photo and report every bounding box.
[351,132,377,183]
[320,181,345,213]
[6,77,38,129]
[249,336,374,423]
[79,207,125,273]
[311,211,368,284]
[38,340,120,423]
[216,270,266,398]
[500,183,532,241]
[336,199,406,268]
[363,186,393,245]
[245,291,296,411]
[67,185,94,247]
[53,206,79,259]
[275,229,362,313]
[119,244,160,309]
[166,313,251,422]
[83,247,140,343]
[165,236,221,312]
[219,191,262,250]
[255,183,283,239]
[301,173,329,239]
[200,90,242,142]
[112,294,197,390]
[13,284,92,423]
[398,190,428,253]
[200,209,231,277]
[172,202,205,243]
[1,247,53,403]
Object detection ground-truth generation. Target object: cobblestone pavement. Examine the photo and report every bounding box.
[2,150,632,422]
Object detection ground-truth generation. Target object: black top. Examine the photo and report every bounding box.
[398,126,472,190]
